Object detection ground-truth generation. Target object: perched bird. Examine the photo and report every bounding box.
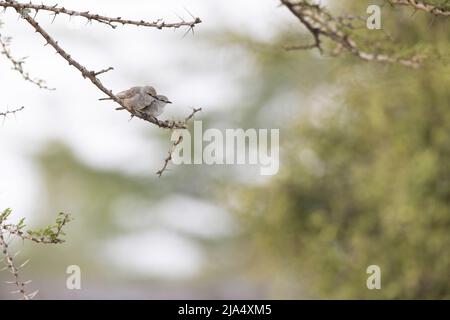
[141,94,172,118]
[99,85,172,119]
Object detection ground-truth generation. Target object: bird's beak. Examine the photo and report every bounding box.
[167,100,173,104]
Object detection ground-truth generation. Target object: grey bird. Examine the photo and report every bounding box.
[99,86,172,117]
[141,95,172,118]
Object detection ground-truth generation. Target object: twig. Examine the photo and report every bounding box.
[0,106,24,118]
[157,135,184,177]
[91,66,113,77]
[0,34,54,90]
[156,107,202,177]
[184,107,202,123]
[0,228,32,299]
[2,224,63,244]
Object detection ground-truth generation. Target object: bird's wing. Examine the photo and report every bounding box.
[142,100,164,117]
[116,87,140,99]
[139,100,155,112]
[132,94,154,111]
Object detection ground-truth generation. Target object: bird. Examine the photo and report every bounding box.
[99,86,172,117]
[141,94,172,118]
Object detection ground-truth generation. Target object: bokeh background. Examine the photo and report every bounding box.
[0,0,449,299]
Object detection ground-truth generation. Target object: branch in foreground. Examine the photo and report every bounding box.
[0,231,34,300]
[281,0,426,68]
[2,212,71,244]
[0,209,71,299]
[156,107,202,177]
[0,1,202,30]
[387,0,450,16]
[0,35,53,90]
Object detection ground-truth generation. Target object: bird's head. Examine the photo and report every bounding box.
[155,95,172,105]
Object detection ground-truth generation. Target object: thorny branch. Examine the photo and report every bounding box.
[0,1,202,29]
[0,209,70,299]
[157,107,202,177]
[0,35,53,90]
[281,0,426,68]
[387,0,450,16]
[0,231,34,300]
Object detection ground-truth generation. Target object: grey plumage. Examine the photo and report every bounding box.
[141,95,172,118]
[99,86,172,118]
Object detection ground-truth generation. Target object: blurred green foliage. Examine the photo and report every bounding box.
[230,1,450,299]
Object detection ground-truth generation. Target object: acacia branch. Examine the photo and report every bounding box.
[0,1,202,29]
[387,0,450,16]
[281,0,426,68]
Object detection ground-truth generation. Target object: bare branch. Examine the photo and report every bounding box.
[183,107,202,123]
[0,34,54,90]
[157,134,184,177]
[156,107,202,177]
[91,66,113,77]
[281,0,426,68]
[0,1,202,30]
[387,0,450,16]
